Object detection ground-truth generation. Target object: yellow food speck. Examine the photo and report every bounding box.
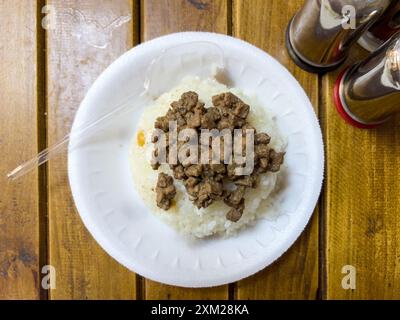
[137,130,145,147]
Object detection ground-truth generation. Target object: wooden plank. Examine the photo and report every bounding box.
[46,0,138,299]
[142,0,230,40]
[323,45,400,299]
[233,0,319,299]
[141,0,230,300]
[0,0,41,299]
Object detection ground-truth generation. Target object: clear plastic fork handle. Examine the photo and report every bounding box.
[7,92,146,180]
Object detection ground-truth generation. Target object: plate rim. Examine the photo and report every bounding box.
[68,31,324,287]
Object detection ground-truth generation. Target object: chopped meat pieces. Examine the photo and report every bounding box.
[155,173,176,210]
[150,91,285,222]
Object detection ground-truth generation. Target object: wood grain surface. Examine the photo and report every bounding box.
[46,0,138,299]
[141,0,230,300]
[142,0,230,40]
[0,0,41,299]
[233,0,319,300]
[322,47,400,300]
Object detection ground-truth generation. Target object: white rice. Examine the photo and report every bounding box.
[130,77,285,238]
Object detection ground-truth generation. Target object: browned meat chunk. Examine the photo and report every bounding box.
[155,173,176,210]
[256,157,269,173]
[226,208,243,222]
[226,199,245,222]
[211,92,232,110]
[212,92,249,119]
[210,163,226,174]
[184,164,203,177]
[193,179,224,208]
[213,93,249,129]
[232,101,250,119]
[268,150,285,172]
[259,157,269,169]
[194,182,213,208]
[166,109,177,121]
[185,177,199,188]
[224,186,246,207]
[200,107,221,129]
[217,117,233,130]
[226,162,242,180]
[178,114,187,127]
[171,102,186,116]
[151,162,160,170]
[184,177,200,198]
[201,164,214,178]
[157,172,172,188]
[172,165,186,180]
[201,111,217,129]
[255,144,269,158]
[207,106,221,121]
[209,180,224,197]
[186,186,200,199]
[234,175,256,188]
[255,132,271,144]
[186,108,202,128]
[155,116,169,132]
[181,91,199,110]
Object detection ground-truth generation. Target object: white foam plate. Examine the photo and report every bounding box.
[68,32,324,287]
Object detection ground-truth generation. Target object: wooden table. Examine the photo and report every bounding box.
[1,0,399,300]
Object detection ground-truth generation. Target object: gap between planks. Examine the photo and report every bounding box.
[36,0,49,300]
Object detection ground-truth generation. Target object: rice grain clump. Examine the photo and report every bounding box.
[130,77,286,238]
